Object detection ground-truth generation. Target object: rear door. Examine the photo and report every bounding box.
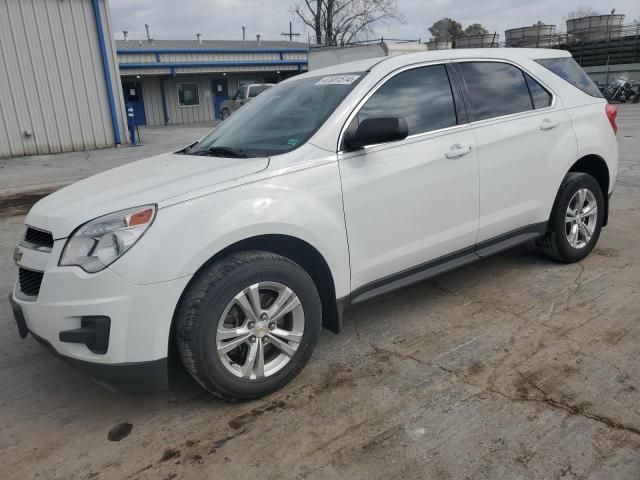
[338,63,480,293]
[454,60,576,244]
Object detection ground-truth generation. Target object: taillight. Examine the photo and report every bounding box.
[605,103,618,134]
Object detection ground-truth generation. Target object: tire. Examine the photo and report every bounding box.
[537,172,605,263]
[221,108,230,120]
[176,251,322,401]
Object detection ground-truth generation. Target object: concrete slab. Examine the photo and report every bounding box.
[0,122,215,197]
[0,106,639,479]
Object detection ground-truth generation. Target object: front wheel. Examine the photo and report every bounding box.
[221,108,230,120]
[537,172,605,263]
[176,251,322,400]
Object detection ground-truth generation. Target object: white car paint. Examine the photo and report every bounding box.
[12,48,618,384]
[339,123,480,291]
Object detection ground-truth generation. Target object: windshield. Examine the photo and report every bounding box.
[187,73,364,157]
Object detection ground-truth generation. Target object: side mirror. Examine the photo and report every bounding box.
[344,117,409,151]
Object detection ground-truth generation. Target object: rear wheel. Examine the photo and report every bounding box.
[537,172,605,263]
[176,251,322,400]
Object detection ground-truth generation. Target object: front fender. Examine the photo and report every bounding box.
[109,161,351,298]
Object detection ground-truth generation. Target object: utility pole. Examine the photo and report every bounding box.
[281,22,301,42]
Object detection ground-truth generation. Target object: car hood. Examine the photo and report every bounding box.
[26,152,269,239]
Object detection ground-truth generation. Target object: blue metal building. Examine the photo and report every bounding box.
[116,38,309,126]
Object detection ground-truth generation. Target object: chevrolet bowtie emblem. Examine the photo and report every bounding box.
[13,247,23,264]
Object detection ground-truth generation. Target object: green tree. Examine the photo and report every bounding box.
[428,18,463,41]
[464,23,488,35]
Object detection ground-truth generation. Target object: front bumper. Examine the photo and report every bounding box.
[9,299,168,392]
[12,242,191,392]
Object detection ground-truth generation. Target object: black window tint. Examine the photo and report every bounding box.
[536,57,602,98]
[525,73,552,108]
[458,62,533,121]
[357,65,457,136]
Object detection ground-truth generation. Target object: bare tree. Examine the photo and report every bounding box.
[565,6,600,20]
[293,0,402,46]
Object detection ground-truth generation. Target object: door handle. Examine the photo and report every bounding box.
[539,118,559,130]
[445,144,472,159]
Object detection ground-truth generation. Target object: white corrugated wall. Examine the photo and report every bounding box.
[139,76,217,126]
[0,0,126,158]
[139,77,165,127]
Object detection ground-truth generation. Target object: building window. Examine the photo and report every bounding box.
[177,83,200,107]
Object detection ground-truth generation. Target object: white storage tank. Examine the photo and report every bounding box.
[566,14,625,41]
[454,33,499,48]
[505,25,556,47]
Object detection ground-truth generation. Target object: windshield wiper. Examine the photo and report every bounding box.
[178,141,199,154]
[196,146,249,158]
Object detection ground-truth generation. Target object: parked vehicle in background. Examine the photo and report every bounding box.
[10,49,618,401]
[602,76,638,103]
[220,83,274,119]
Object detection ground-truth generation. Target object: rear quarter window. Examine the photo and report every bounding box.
[535,57,603,98]
[524,73,552,109]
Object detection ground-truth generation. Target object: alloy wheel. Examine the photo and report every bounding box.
[565,188,598,249]
[215,282,304,380]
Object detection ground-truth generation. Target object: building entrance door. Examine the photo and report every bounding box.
[211,78,229,120]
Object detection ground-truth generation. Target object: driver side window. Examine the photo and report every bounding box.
[355,64,458,136]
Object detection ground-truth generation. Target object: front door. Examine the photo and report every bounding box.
[212,78,229,119]
[338,64,480,292]
[122,81,146,125]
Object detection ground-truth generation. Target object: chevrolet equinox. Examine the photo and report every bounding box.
[10,49,618,400]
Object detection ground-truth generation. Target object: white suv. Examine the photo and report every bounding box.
[10,49,618,400]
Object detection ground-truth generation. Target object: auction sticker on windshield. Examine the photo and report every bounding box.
[315,74,360,85]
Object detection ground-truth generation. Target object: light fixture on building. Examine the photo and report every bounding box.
[222,72,227,76]
[136,75,141,79]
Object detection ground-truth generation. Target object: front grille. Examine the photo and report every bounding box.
[18,268,44,297]
[24,227,54,250]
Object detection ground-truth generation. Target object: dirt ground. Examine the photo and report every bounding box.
[1,105,639,480]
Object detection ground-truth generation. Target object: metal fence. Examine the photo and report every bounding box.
[557,23,640,67]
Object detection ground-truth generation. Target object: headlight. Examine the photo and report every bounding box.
[59,205,156,273]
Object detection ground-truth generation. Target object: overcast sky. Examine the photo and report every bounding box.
[109,0,640,43]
